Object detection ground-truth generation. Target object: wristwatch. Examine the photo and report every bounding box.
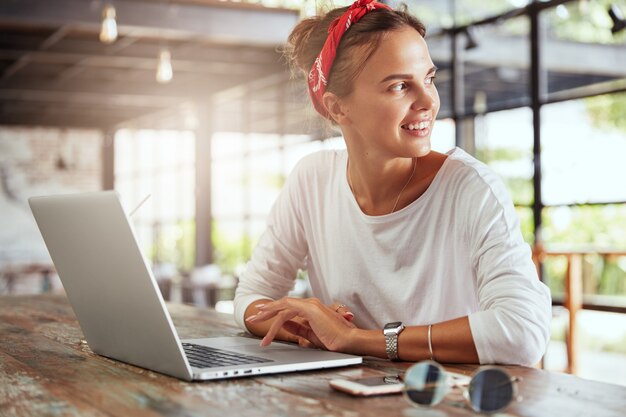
[383,321,405,361]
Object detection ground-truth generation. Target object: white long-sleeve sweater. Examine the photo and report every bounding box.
[234,147,552,366]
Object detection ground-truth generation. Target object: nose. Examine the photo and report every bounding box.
[410,85,438,112]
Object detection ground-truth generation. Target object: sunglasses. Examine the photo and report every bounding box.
[402,360,522,414]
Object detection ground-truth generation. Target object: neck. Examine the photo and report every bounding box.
[347,155,417,215]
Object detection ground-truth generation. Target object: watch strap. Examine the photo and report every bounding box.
[385,332,400,360]
[384,322,405,361]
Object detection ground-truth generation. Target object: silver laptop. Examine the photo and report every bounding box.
[29,191,362,381]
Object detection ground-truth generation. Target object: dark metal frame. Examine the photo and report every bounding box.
[431,0,626,317]
[440,0,624,253]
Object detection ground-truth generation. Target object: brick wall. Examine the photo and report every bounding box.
[0,126,103,294]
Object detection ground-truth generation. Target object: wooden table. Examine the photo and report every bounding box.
[1,295,624,417]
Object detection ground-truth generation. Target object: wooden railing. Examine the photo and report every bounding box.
[533,247,626,374]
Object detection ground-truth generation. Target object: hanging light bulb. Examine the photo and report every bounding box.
[99,5,118,44]
[608,4,626,35]
[464,27,479,50]
[156,49,173,84]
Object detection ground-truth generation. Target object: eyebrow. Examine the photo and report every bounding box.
[379,66,439,84]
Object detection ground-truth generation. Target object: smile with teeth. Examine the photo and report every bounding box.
[402,121,430,130]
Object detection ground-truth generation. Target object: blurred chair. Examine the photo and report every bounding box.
[152,262,178,301]
[182,264,222,307]
[0,262,56,295]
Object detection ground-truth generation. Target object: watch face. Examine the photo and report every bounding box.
[384,321,403,330]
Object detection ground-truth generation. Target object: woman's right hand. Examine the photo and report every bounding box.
[244,298,355,349]
[246,297,359,351]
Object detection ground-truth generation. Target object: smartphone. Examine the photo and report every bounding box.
[329,375,404,396]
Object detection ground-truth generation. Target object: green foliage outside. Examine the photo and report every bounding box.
[149,219,196,272]
[212,222,255,276]
[515,207,535,245]
[476,147,626,301]
[542,205,626,299]
[546,1,626,135]
[586,93,626,135]
[547,0,626,45]
[475,146,534,206]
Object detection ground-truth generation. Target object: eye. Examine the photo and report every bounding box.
[425,75,437,85]
[390,82,408,92]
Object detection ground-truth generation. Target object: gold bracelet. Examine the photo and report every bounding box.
[428,324,434,361]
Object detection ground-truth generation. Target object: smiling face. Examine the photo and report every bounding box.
[329,26,440,160]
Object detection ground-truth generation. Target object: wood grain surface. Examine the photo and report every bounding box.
[1,294,624,417]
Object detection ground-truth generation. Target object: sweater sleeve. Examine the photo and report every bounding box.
[465,169,552,366]
[233,159,309,332]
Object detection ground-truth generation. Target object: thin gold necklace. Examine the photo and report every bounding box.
[347,157,417,215]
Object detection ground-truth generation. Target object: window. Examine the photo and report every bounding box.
[115,129,195,271]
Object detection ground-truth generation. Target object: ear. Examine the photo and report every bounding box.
[322,92,350,125]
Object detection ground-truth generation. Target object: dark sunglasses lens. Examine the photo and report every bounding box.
[404,362,447,406]
[468,369,514,413]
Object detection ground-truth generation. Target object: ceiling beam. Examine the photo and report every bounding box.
[0,0,300,46]
[429,35,626,78]
[0,72,286,101]
[0,49,283,76]
[1,26,69,80]
[0,88,184,108]
[0,113,138,129]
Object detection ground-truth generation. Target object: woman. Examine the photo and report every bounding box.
[234,0,551,366]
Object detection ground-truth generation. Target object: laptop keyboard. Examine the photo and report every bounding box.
[182,342,274,369]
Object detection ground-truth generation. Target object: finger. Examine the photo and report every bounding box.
[342,318,356,329]
[282,320,325,349]
[298,337,315,349]
[342,312,355,322]
[246,308,281,323]
[261,310,298,347]
[331,303,355,322]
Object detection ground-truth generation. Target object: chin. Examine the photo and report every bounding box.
[413,140,432,158]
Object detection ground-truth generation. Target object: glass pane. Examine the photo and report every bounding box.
[542,0,626,100]
[212,158,245,217]
[516,206,534,245]
[114,129,196,270]
[398,0,526,30]
[250,151,283,216]
[321,136,346,150]
[114,129,134,176]
[248,133,282,154]
[212,220,249,275]
[400,0,453,36]
[542,252,626,308]
[475,107,534,206]
[541,93,626,206]
[543,204,626,249]
[455,0,529,26]
[213,132,245,159]
[431,118,455,153]
[428,34,452,119]
[463,17,530,115]
[284,139,323,175]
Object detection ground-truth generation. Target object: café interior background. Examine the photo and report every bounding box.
[0,0,625,385]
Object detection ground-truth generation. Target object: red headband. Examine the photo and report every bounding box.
[307,0,392,119]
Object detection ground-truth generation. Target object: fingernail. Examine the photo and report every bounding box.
[343,312,354,319]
